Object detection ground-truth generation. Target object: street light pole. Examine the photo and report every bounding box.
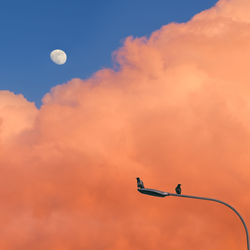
[168,192,249,250]
[136,178,249,250]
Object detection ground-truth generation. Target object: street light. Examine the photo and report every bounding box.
[136,177,249,250]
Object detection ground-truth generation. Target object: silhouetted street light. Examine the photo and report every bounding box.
[136,177,249,250]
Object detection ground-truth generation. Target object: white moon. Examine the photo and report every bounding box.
[50,49,67,65]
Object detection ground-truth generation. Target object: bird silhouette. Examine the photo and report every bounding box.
[136,177,144,189]
[175,184,181,194]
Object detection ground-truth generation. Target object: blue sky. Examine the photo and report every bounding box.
[0,0,218,107]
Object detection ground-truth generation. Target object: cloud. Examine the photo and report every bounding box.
[1,0,250,249]
[0,91,38,142]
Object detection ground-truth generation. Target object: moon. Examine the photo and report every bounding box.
[50,49,67,65]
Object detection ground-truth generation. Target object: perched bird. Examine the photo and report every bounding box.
[136,177,144,189]
[175,184,181,194]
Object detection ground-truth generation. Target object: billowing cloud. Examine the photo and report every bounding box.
[0,91,38,142]
[0,0,250,249]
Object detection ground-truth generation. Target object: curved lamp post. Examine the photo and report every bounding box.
[136,178,249,250]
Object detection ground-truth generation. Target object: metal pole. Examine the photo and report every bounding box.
[168,193,249,250]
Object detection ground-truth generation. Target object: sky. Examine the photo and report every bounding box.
[0,0,218,107]
[1,0,250,249]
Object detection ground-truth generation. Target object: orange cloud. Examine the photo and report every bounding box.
[1,0,250,249]
[0,91,38,142]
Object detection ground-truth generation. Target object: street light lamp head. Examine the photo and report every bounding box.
[136,177,169,197]
[138,188,169,197]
